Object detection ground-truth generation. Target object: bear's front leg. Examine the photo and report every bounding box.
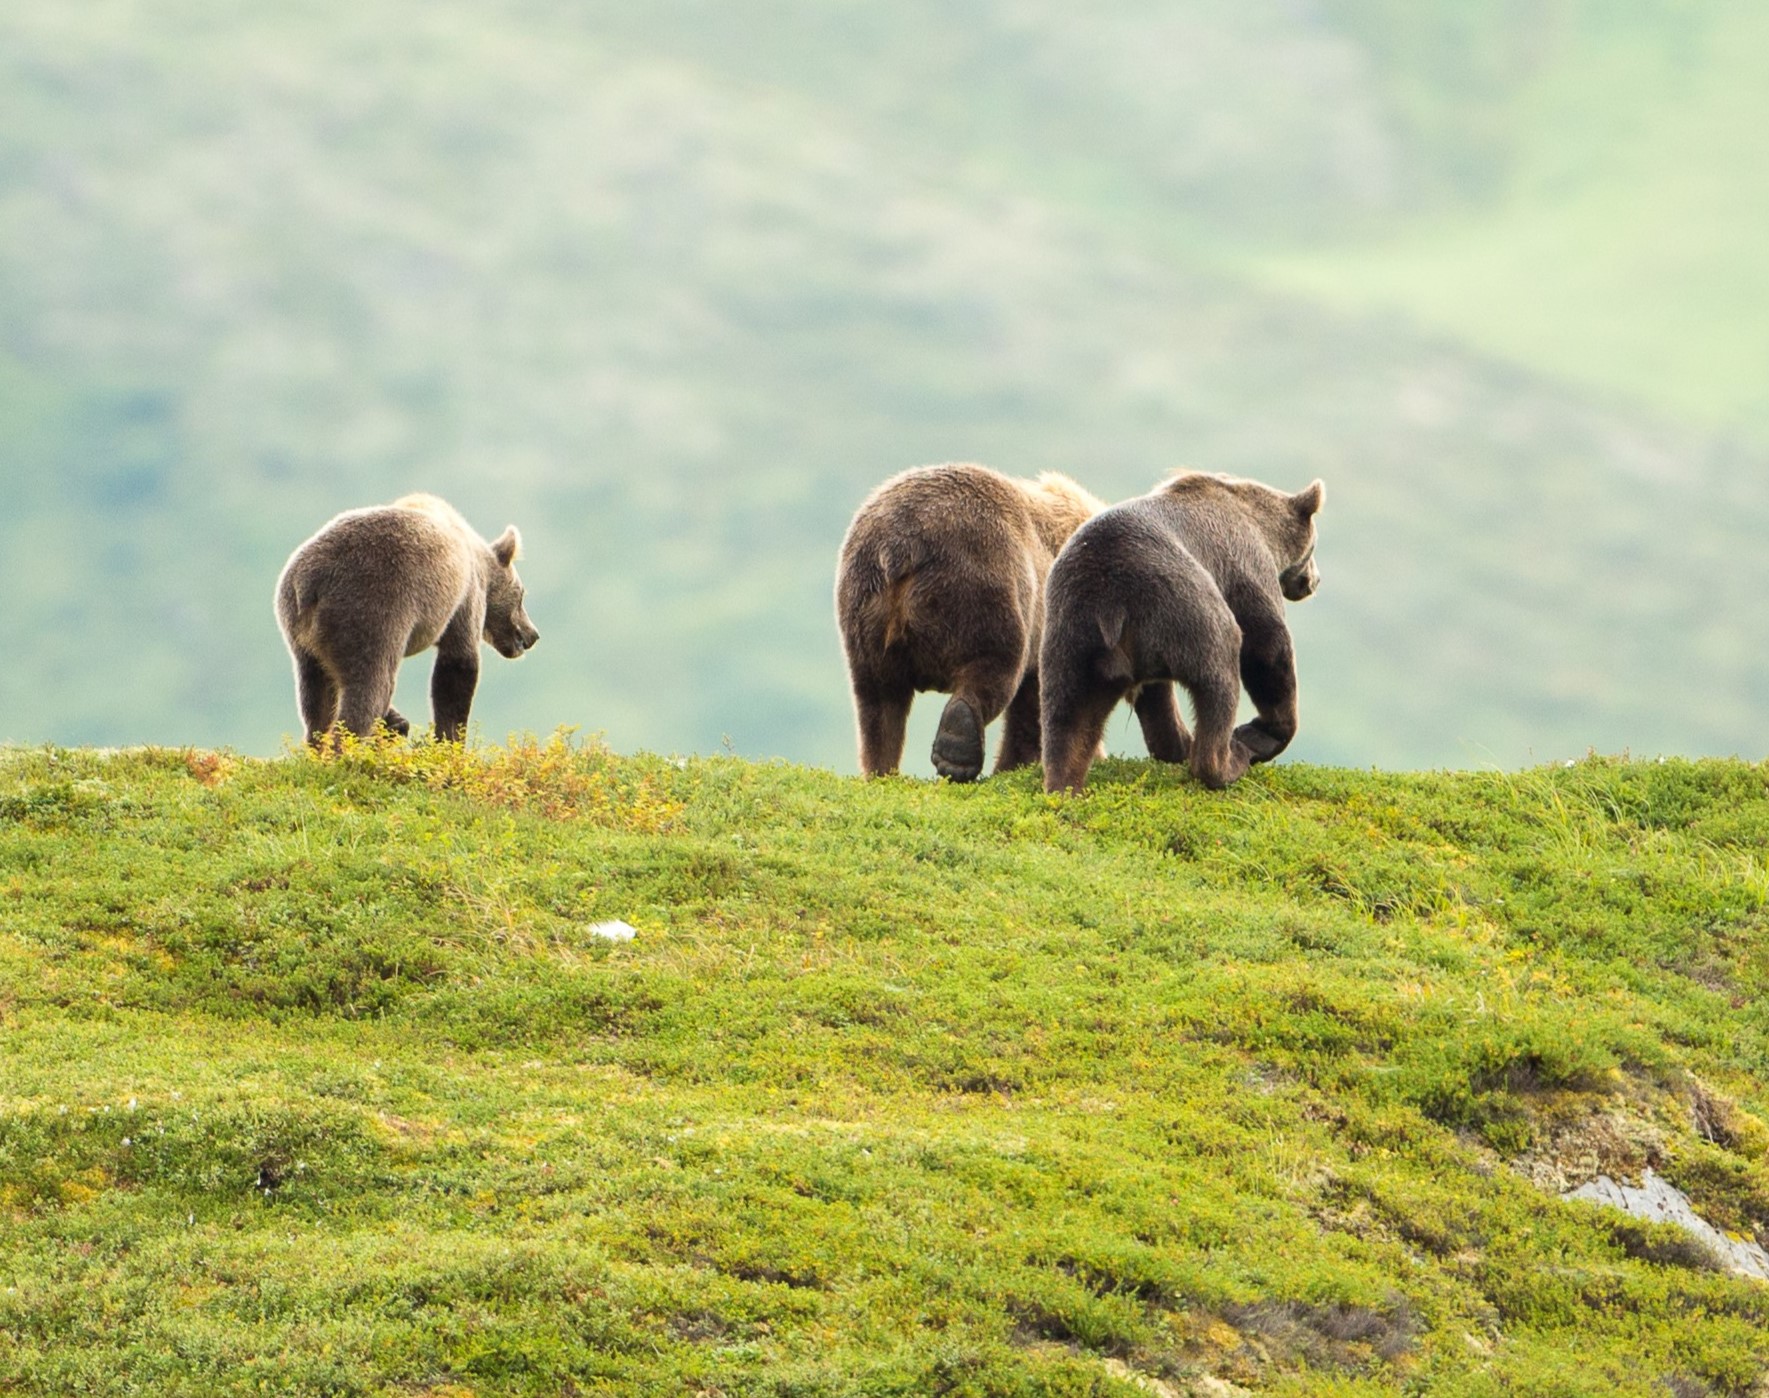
[992,671,1042,774]
[1235,614,1299,764]
[430,651,480,743]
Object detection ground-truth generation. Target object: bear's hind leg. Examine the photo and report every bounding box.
[1186,673,1252,790]
[1133,681,1191,764]
[295,650,340,749]
[336,656,403,742]
[1040,681,1120,794]
[853,678,913,777]
[1163,600,1250,790]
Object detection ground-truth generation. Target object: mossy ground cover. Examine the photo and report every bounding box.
[2,738,1768,1395]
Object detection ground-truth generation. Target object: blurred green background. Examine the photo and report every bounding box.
[2,0,1764,770]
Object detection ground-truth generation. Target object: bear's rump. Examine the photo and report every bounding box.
[1050,520,1233,679]
[1099,534,1228,662]
[288,538,475,664]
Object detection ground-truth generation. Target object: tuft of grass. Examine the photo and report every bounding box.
[308,728,685,832]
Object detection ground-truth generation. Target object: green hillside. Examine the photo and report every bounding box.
[0,2,1764,770]
[4,743,1769,1394]
[1261,1,1769,434]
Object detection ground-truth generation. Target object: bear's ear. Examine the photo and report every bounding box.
[492,526,522,567]
[1292,480,1325,518]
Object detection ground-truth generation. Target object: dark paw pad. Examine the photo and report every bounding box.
[1233,722,1289,764]
[931,697,985,783]
[383,708,412,737]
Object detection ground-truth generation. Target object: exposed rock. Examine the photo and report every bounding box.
[1565,1169,1769,1282]
[1099,1359,1251,1397]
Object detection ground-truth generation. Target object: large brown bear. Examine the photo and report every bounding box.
[275,493,539,747]
[1039,471,1323,793]
[836,463,1105,780]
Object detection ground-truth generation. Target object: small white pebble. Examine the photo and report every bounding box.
[121,1137,132,1147]
[589,920,637,942]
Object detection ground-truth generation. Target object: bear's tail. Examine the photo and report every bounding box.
[275,568,324,650]
[877,540,933,649]
[285,572,321,617]
[1093,608,1134,685]
[842,538,929,652]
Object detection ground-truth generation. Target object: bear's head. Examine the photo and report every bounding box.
[1272,479,1324,601]
[1163,472,1325,600]
[483,526,540,659]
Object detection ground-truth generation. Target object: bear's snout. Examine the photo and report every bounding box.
[496,623,538,659]
[1281,563,1318,602]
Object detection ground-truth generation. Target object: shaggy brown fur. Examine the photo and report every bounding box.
[836,463,1105,780]
[1040,471,1323,793]
[275,493,539,746]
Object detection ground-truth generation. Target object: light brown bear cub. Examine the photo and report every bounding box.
[275,494,539,747]
[1040,471,1323,793]
[836,462,1105,781]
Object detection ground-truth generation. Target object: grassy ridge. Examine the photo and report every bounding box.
[3,741,1769,1394]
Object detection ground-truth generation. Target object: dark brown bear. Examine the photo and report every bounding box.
[1039,471,1324,793]
[836,463,1105,780]
[275,493,539,746]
